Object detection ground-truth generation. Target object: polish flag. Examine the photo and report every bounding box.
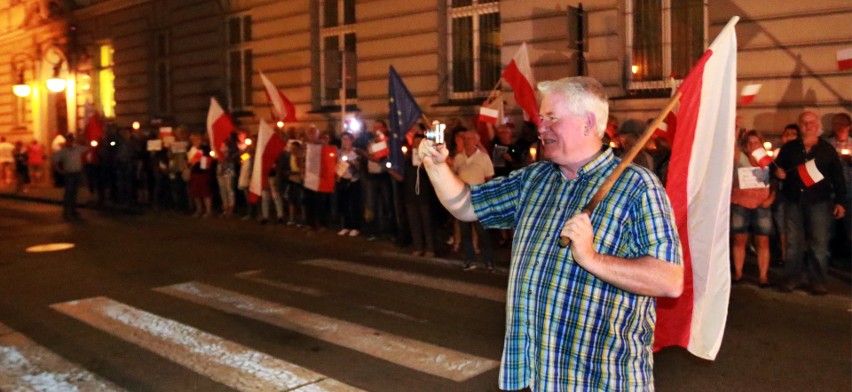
[369,132,389,160]
[739,84,761,105]
[797,159,824,186]
[751,148,773,169]
[501,43,539,125]
[84,111,104,142]
[303,143,337,193]
[248,120,286,203]
[653,105,679,146]
[259,71,297,123]
[837,48,852,71]
[479,107,499,125]
[207,97,235,162]
[654,17,739,361]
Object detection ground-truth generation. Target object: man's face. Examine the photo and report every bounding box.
[798,112,820,137]
[831,115,850,135]
[497,128,512,144]
[537,93,587,164]
[462,132,478,151]
[745,135,762,153]
[781,128,798,144]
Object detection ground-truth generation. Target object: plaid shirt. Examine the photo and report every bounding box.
[470,148,682,391]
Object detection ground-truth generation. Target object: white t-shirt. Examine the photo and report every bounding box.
[453,149,494,186]
[51,134,66,152]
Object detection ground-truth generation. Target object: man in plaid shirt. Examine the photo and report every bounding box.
[418,76,683,391]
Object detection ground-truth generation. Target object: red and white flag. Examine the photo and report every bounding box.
[369,132,389,160]
[478,106,499,125]
[259,71,297,123]
[248,120,286,203]
[797,159,824,186]
[501,43,539,125]
[837,48,852,71]
[84,111,104,143]
[739,83,762,105]
[654,16,739,361]
[304,143,337,193]
[207,97,235,162]
[751,148,773,169]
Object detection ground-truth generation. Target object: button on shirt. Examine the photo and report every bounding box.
[470,148,682,391]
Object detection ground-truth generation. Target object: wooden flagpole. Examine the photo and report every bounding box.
[558,90,683,248]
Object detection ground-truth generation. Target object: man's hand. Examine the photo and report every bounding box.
[418,138,449,168]
[775,166,787,179]
[560,212,597,266]
[834,203,846,220]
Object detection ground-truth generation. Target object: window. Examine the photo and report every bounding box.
[320,0,356,105]
[448,0,500,100]
[627,0,705,91]
[227,15,253,110]
[98,44,116,118]
[155,31,170,114]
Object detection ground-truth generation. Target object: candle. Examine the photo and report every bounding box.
[842,148,850,156]
[763,141,772,150]
[529,146,537,162]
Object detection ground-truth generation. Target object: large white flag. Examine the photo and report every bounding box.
[654,17,738,360]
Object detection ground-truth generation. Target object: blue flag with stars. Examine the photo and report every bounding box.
[388,66,422,177]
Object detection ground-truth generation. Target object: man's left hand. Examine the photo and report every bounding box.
[561,212,597,266]
[833,203,846,220]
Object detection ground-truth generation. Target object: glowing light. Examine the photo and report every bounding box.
[631,65,639,74]
[240,152,250,162]
[609,141,618,148]
[209,150,216,157]
[132,121,141,130]
[26,243,75,253]
[763,141,772,150]
[46,77,66,92]
[13,84,31,97]
[342,155,348,161]
[401,146,409,154]
[90,140,98,147]
[110,141,116,147]
[766,150,775,157]
[347,118,362,133]
[529,146,537,161]
[842,148,850,156]
[244,138,252,146]
[385,162,392,168]
[329,153,335,157]
[276,121,284,128]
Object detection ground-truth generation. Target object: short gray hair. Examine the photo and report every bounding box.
[537,76,609,138]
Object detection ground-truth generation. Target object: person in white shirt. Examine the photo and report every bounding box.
[453,130,496,271]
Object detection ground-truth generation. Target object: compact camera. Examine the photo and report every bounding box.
[425,120,446,145]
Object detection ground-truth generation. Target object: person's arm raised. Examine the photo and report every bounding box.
[418,139,478,222]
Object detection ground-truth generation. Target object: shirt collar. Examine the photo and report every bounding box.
[551,146,614,180]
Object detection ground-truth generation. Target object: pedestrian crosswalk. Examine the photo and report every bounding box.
[1,258,504,391]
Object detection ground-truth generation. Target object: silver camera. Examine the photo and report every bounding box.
[425,120,446,145]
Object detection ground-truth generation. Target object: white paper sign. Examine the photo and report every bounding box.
[738,167,769,189]
[147,139,163,151]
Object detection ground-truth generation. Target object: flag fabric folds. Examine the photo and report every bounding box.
[654,16,739,361]
[751,148,773,169]
[248,120,286,203]
[501,43,539,126]
[837,48,852,71]
[797,159,824,186]
[303,143,337,193]
[260,71,297,123]
[739,83,762,105]
[207,97,236,161]
[388,66,423,176]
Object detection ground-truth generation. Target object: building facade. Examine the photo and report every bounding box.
[1,0,850,148]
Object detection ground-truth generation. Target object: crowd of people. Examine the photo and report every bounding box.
[2,107,850,288]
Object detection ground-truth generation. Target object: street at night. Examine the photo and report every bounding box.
[0,198,848,391]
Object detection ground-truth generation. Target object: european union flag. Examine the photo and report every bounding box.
[388,66,422,177]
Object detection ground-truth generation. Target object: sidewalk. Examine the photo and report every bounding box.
[2,181,849,293]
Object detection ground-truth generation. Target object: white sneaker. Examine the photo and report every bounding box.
[337,229,350,236]
[348,229,360,237]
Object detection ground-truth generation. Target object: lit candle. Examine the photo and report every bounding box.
[90,140,98,147]
[763,141,772,150]
[132,121,140,130]
[401,146,408,154]
[244,138,252,146]
[842,148,850,156]
[276,121,284,128]
[529,146,537,162]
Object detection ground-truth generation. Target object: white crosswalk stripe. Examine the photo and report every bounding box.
[156,281,499,382]
[51,297,364,392]
[0,322,124,392]
[302,258,507,302]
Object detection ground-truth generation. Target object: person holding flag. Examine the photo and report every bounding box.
[773,111,847,295]
[417,76,683,390]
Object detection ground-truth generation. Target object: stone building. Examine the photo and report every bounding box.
[0,0,849,148]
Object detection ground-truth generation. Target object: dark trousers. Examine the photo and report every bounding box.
[63,172,83,218]
[366,173,394,235]
[460,221,494,268]
[337,179,362,230]
[304,188,329,229]
[405,201,435,253]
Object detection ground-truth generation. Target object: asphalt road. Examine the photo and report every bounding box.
[0,199,849,391]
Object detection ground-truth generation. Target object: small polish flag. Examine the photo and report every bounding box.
[837,48,852,71]
[740,84,761,105]
[478,107,499,125]
[369,132,389,160]
[797,159,824,187]
[751,148,772,169]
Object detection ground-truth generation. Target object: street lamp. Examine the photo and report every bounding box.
[11,53,35,97]
[46,61,67,93]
